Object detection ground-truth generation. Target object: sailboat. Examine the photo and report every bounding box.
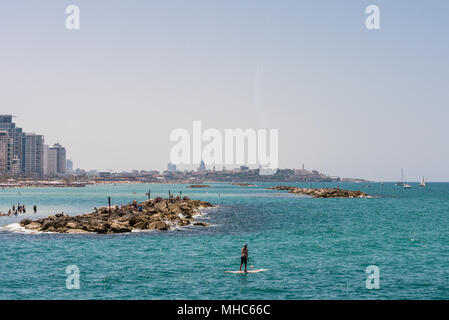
[403,182,412,189]
[403,172,412,189]
[403,172,412,188]
[396,168,405,187]
[396,168,412,188]
[419,176,426,187]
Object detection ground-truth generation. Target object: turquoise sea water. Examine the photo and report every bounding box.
[0,182,448,300]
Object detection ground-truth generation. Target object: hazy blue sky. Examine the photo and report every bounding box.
[1,1,448,181]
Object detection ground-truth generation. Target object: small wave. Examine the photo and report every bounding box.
[203,223,218,227]
[0,223,45,234]
[168,225,189,231]
[130,228,157,233]
[0,223,90,235]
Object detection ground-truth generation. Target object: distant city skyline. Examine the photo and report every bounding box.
[0,115,67,177]
[1,1,448,181]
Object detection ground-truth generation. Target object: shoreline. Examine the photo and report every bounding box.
[0,181,93,188]
[0,177,380,189]
[1,179,436,190]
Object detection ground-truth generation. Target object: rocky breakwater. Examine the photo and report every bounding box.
[268,186,368,198]
[187,184,211,188]
[19,197,214,234]
[231,183,255,187]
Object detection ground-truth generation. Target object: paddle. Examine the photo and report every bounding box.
[248,256,254,269]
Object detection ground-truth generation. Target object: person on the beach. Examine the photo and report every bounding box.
[33,205,37,213]
[240,244,249,272]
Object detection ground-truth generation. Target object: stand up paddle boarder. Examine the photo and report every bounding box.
[240,244,248,272]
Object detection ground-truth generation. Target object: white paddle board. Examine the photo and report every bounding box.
[225,269,267,274]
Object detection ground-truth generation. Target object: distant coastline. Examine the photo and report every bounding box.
[0,178,374,189]
[0,168,372,188]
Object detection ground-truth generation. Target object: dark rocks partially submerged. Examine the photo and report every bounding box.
[19,197,214,234]
[187,184,211,188]
[231,183,255,187]
[268,186,368,198]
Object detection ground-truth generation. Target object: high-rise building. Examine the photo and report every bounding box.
[167,162,177,172]
[23,133,45,176]
[0,115,24,174]
[66,159,73,173]
[47,148,58,176]
[198,160,206,172]
[11,156,21,176]
[0,131,12,174]
[48,143,66,175]
[42,144,49,176]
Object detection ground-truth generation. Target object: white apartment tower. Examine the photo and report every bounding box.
[0,131,12,174]
[48,143,66,175]
[23,133,45,176]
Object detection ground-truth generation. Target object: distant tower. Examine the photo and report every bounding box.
[48,143,66,175]
[0,131,12,174]
[302,163,305,170]
[167,162,177,172]
[198,159,206,172]
[66,159,74,173]
[23,133,45,176]
[0,115,25,175]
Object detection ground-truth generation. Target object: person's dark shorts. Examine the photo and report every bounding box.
[241,256,247,264]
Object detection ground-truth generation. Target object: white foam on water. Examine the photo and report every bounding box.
[130,228,156,233]
[0,223,45,234]
[0,223,90,235]
[168,224,189,231]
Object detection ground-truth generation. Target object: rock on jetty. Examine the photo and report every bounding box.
[268,186,368,198]
[231,183,255,187]
[19,197,214,234]
[187,184,211,188]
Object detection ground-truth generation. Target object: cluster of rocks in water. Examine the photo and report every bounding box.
[186,184,211,188]
[19,197,214,234]
[231,183,256,187]
[268,186,368,198]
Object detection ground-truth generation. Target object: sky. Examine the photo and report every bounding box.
[1,0,448,181]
